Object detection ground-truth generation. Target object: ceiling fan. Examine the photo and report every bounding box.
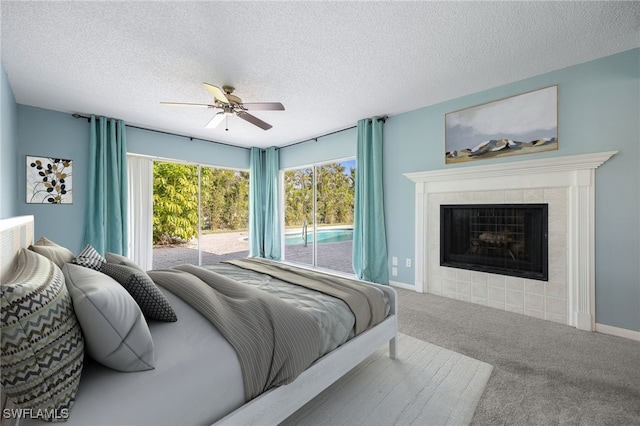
[161,83,285,131]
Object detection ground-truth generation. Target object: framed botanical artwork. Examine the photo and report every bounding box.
[26,156,73,204]
[445,85,558,164]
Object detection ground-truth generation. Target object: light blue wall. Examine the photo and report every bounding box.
[16,106,92,252]
[280,127,357,169]
[15,106,250,253]
[1,63,18,218]
[127,127,249,170]
[7,49,639,332]
[382,48,639,332]
[282,49,639,332]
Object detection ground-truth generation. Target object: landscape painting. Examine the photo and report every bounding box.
[445,85,558,164]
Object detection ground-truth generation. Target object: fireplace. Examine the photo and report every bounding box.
[406,152,616,330]
[440,204,548,281]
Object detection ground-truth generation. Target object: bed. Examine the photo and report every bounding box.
[0,216,397,426]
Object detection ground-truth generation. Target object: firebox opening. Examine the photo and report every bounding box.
[440,204,548,281]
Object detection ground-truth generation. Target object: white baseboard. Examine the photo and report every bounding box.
[595,323,640,341]
[389,280,418,291]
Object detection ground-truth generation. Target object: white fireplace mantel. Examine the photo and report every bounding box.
[405,151,617,331]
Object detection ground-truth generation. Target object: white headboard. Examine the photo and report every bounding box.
[0,215,34,420]
[0,215,34,283]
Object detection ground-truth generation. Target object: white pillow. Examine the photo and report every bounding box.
[62,263,155,372]
[105,252,145,272]
[29,236,74,268]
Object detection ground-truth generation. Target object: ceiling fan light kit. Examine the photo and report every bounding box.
[162,83,285,131]
[206,112,225,129]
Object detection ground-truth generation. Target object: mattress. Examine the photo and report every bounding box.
[20,288,246,426]
[18,262,388,426]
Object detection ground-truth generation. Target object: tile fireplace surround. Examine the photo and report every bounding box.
[405,151,616,331]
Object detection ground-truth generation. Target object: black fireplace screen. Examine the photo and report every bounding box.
[440,204,548,281]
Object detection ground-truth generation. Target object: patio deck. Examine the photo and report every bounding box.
[152,231,354,275]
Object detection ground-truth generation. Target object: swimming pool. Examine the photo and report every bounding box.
[285,228,353,245]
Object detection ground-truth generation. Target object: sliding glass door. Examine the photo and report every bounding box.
[283,166,314,266]
[152,162,200,267]
[315,161,355,272]
[284,159,355,274]
[199,166,250,264]
[152,160,249,269]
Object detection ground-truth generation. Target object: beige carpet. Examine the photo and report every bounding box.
[281,333,493,425]
[395,290,640,425]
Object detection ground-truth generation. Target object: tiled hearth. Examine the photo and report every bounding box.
[405,152,616,331]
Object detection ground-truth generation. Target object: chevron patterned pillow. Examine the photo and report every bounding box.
[72,244,106,271]
[101,263,177,322]
[1,249,84,422]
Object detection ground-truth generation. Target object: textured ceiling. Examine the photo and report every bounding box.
[1,1,639,149]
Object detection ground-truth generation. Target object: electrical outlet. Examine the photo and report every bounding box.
[405,258,412,268]
[392,256,398,266]
[391,267,398,276]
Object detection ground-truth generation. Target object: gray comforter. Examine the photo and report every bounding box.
[148,265,321,402]
[226,258,388,335]
[206,262,357,356]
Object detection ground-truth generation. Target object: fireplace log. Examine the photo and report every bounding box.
[477,231,513,246]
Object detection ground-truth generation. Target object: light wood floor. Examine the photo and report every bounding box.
[282,333,492,426]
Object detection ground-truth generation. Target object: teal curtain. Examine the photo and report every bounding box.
[249,147,264,257]
[83,115,128,255]
[352,118,389,284]
[249,147,281,260]
[263,147,281,260]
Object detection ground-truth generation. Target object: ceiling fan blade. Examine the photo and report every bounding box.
[160,102,213,108]
[205,112,225,129]
[237,111,272,130]
[203,83,229,104]
[241,102,285,111]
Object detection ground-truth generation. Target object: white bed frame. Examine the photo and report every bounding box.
[0,216,398,426]
[216,274,398,425]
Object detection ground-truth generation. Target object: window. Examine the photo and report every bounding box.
[283,159,355,274]
[152,161,249,269]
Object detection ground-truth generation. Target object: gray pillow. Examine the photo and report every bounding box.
[29,236,74,268]
[62,263,155,372]
[1,249,84,418]
[105,252,144,272]
[101,263,177,322]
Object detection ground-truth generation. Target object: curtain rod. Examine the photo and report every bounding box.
[72,113,388,150]
[71,113,242,149]
[280,116,388,149]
